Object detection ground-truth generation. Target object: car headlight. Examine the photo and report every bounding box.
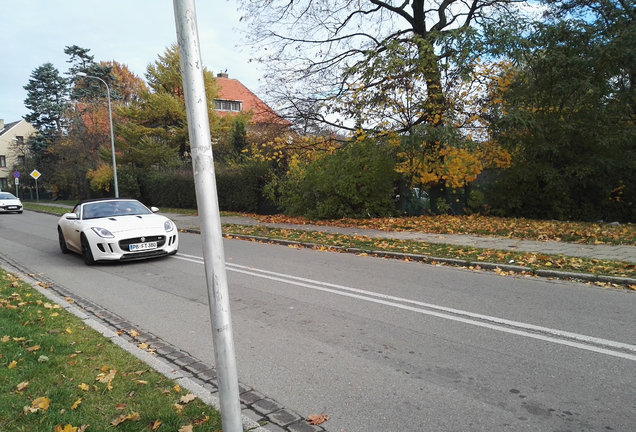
[91,227,115,238]
[164,220,174,232]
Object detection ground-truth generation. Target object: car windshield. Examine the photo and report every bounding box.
[0,193,18,200]
[82,200,152,219]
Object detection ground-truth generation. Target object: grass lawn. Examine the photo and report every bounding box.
[0,270,222,432]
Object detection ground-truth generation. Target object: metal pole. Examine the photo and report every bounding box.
[76,73,119,198]
[172,2,242,431]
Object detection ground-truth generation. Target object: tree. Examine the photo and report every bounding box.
[240,0,526,134]
[486,1,635,221]
[117,44,219,162]
[23,63,69,154]
[240,1,524,207]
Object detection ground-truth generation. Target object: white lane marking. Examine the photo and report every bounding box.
[175,253,636,361]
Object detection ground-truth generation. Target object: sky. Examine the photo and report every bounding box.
[0,0,263,123]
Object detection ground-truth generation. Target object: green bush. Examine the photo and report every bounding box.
[215,162,275,212]
[278,140,398,219]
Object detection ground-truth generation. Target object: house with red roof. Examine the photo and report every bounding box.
[214,73,290,127]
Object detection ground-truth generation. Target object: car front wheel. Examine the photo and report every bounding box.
[58,227,69,254]
[80,234,95,265]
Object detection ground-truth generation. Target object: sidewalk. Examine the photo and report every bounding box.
[167,213,636,264]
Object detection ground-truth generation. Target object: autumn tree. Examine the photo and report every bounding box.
[240,0,526,133]
[117,44,221,164]
[239,1,525,211]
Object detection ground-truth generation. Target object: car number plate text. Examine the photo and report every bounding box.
[129,242,157,251]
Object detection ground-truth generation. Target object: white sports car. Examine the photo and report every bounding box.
[57,198,179,265]
[0,192,23,213]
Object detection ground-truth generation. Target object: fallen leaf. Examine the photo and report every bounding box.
[178,425,194,432]
[53,425,77,432]
[150,420,162,431]
[180,393,197,404]
[16,381,29,392]
[307,414,329,425]
[78,383,90,391]
[71,398,82,410]
[110,412,140,426]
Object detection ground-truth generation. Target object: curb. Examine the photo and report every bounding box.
[0,257,329,432]
[211,231,636,288]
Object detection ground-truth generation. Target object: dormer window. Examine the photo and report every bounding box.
[214,99,242,112]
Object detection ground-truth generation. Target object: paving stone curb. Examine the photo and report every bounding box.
[216,232,636,287]
[0,256,329,432]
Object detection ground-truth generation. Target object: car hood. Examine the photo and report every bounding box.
[85,214,170,233]
[0,199,21,205]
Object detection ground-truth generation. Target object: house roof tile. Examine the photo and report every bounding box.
[215,76,290,126]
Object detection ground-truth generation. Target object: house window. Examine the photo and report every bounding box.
[0,178,7,190]
[214,99,242,112]
[15,136,24,144]
[0,156,6,167]
[17,156,25,166]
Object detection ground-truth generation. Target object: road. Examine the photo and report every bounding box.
[1,211,635,431]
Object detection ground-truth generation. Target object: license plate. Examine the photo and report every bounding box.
[129,242,157,251]
[7,206,18,210]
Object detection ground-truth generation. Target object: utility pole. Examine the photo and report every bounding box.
[172,1,243,431]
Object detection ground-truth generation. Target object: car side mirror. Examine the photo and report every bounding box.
[150,206,159,213]
[63,213,79,220]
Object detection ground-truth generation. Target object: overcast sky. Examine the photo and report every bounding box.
[0,0,262,122]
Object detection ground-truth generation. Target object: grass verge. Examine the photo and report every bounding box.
[0,269,221,432]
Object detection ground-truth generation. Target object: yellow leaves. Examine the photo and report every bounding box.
[54,425,79,432]
[78,383,90,391]
[24,396,50,413]
[65,328,73,334]
[16,381,29,392]
[71,398,82,410]
[96,368,117,391]
[8,360,18,369]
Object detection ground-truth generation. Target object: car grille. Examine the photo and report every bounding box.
[121,250,169,261]
[118,235,166,250]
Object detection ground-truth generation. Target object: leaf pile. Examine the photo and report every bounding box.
[249,214,635,245]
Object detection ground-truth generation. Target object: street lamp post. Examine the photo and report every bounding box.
[76,72,119,198]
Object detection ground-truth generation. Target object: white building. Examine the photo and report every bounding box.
[0,119,36,192]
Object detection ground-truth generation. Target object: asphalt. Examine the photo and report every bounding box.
[11,208,634,431]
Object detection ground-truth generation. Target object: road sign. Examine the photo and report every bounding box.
[30,169,41,180]
[13,171,20,178]
[14,177,19,185]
